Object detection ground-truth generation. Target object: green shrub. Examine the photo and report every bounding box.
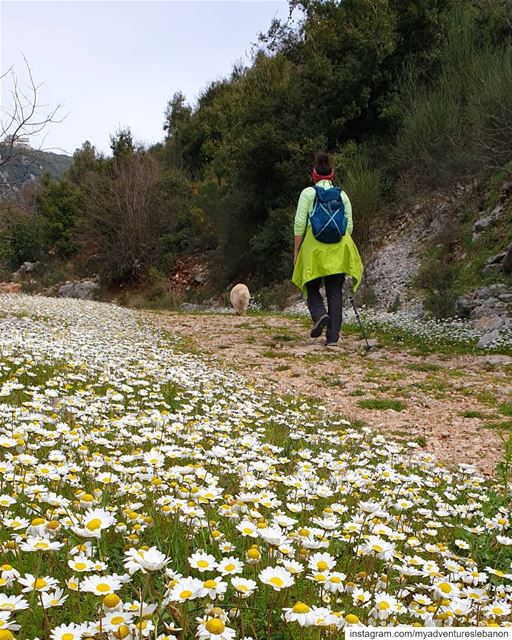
[415,248,457,319]
[0,207,47,269]
[255,280,297,311]
[334,142,383,246]
[36,177,83,258]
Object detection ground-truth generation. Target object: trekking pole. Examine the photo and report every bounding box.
[349,294,372,351]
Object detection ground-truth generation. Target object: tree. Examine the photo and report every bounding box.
[67,141,99,185]
[163,92,192,139]
[80,152,178,283]
[36,176,83,257]
[0,57,64,177]
[110,128,135,161]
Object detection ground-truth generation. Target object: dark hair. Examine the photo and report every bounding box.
[314,151,332,176]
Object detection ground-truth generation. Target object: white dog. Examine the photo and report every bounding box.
[230,283,250,315]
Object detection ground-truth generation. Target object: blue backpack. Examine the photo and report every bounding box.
[309,185,348,243]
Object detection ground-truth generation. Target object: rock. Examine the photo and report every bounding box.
[475,287,491,299]
[0,282,22,293]
[498,293,512,303]
[489,204,504,221]
[477,330,500,349]
[489,283,507,293]
[481,355,512,368]
[500,181,512,199]
[503,243,512,275]
[486,251,507,265]
[483,263,501,273]
[12,261,39,281]
[180,303,203,312]
[473,218,490,233]
[455,296,478,317]
[191,266,206,284]
[58,280,99,300]
[475,316,505,332]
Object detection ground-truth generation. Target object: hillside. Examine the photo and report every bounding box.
[0,142,72,199]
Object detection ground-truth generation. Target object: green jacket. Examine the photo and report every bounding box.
[292,181,364,294]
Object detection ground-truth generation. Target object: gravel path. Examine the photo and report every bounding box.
[147,310,512,476]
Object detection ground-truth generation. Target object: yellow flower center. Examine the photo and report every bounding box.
[379,601,390,610]
[243,527,253,534]
[111,615,124,625]
[75,562,87,571]
[330,577,341,584]
[35,541,49,549]
[224,563,235,572]
[34,578,47,589]
[86,518,102,531]
[204,580,217,589]
[114,626,130,639]
[205,619,226,635]
[0,631,14,640]
[103,594,121,608]
[372,544,383,553]
[292,602,311,614]
[96,583,111,593]
[270,577,284,587]
[62,635,74,640]
[317,561,328,571]
[180,590,193,599]
[438,583,452,594]
[197,560,209,568]
[31,518,45,526]
[247,548,260,559]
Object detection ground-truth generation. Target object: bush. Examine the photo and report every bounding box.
[80,153,178,284]
[254,280,296,311]
[466,44,512,171]
[334,142,383,246]
[0,204,47,270]
[415,248,457,318]
[36,177,83,258]
[393,2,512,188]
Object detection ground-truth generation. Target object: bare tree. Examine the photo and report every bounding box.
[81,152,176,283]
[0,56,65,172]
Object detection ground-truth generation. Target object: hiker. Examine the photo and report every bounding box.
[292,151,364,346]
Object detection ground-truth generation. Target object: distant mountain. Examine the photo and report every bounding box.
[0,143,73,199]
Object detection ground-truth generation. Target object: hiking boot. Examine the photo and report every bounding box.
[325,341,339,347]
[310,314,329,338]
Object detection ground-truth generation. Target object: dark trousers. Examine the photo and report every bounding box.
[306,274,346,343]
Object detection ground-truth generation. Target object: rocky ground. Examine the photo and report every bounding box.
[147,310,512,476]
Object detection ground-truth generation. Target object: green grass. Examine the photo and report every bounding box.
[271,333,298,342]
[455,174,512,296]
[261,350,290,359]
[499,403,512,417]
[483,419,512,431]
[343,321,511,357]
[407,362,443,373]
[460,410,489,419]
[357,398,407,411]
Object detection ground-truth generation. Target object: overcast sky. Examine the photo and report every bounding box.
[1,1,289,156]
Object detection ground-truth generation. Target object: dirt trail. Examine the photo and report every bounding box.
[147,311,512,476]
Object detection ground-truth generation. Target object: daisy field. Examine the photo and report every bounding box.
[0,294,511,640]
